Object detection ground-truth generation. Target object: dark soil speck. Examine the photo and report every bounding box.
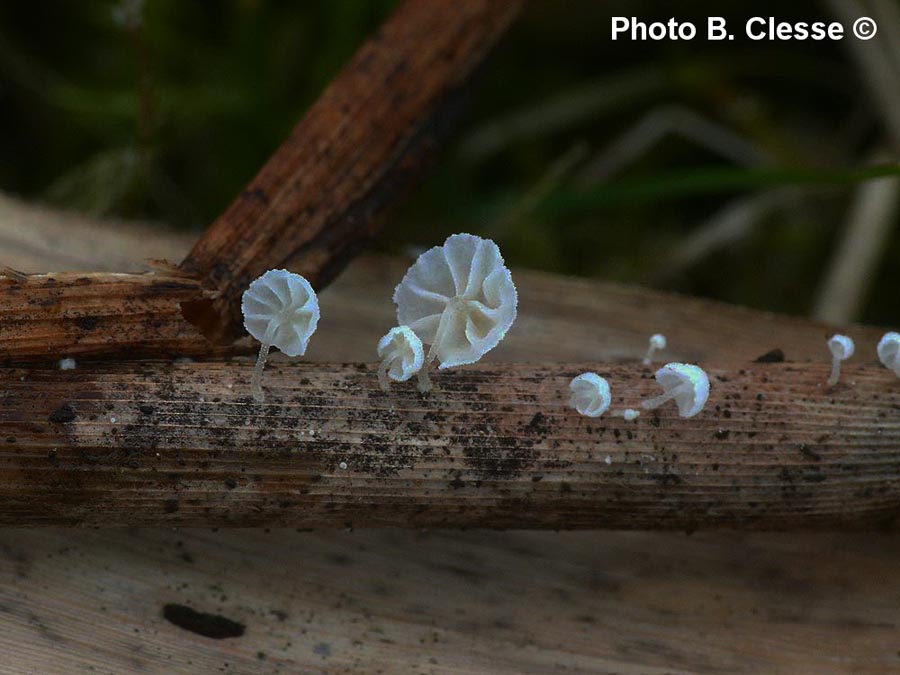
[162,604,244,639]
[49,404,77,424]
[754,348,785,363]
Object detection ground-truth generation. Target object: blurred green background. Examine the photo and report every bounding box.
[1,0,898,325]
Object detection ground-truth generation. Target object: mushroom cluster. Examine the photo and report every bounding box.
[569,335,710,422]
[233,238,900,445]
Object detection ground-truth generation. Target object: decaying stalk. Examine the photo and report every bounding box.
[180,0,525,344]
[3,360,899,529]
[0,272,231,363]
[0,0,524,364]
[1,1,897,535]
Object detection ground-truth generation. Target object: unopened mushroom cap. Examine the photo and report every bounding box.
[378,326,424,382]
[877,332,900,369]
[393,233,517,369]
[827,334,854,360]
[569,372,610,417]
[242,269,320,357]
[654,362,710,418]
[649,334,666,349]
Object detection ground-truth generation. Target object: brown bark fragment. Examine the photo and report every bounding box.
[3,361,898,529]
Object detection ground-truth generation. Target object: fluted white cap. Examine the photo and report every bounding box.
[877,332,900,375]
[378,326,425,383]
[242,269,320,357]
[827,334,854,361]
[393,233,517,369]
[569,372,611,417]
[651,362,710,418]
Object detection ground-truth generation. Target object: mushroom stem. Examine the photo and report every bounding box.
[417,366,432,393]
[642,334,666,366]
[827,359,842,387]
[377,361,391,391]
[424,309,451,365]
[251,343,271,403]
[826,335,854,386]
[419,308,452,394]
[641,382,689,411]
[641,392,672,410]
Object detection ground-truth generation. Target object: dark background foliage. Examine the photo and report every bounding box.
[1,0,897,324]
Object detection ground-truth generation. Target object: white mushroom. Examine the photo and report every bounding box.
[642,333,667,366]
[826,334,854,386]
[878,332,900,378]
[58,357,77,371]
[242,269,320,403]
[619,408,641,422]
[377,326,424,391]
[569,372,610,417]
[641,362,710,418]
[393,233,517,392]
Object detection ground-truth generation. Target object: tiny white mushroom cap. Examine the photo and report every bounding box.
[643,333,667,365]
[826,334,854,386]
[242,269,319,402]
[393,233,517,369]
[827,334,854,361]
[242,269,320,357]
[643,362,710,418]
[58,357,77,371]
[877,332,900,376]
[569,372,610,418]
[377,326,425,387]
[622,408,640,422]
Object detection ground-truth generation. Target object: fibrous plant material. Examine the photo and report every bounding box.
[394,233,517,392]
[0,271,228,364]
[4,360,900,529]
[0,1,526,366]
[377,326,424,391]
[569,372,610,417]
[242,270,319,403]
[179,0,525,344]
[827,334,855,386]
